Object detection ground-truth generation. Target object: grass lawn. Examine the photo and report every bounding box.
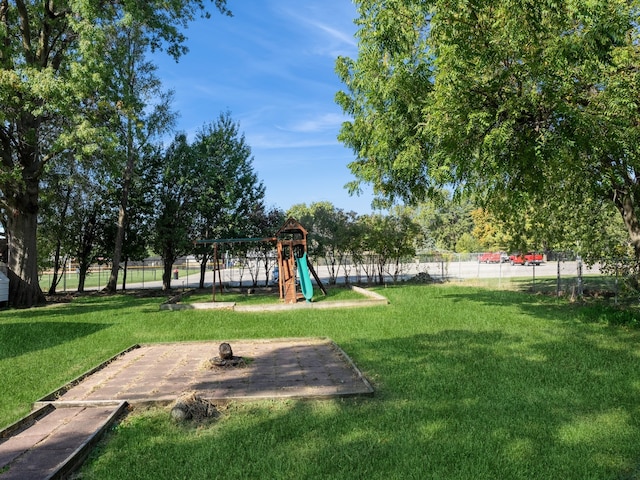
[39,266,168,292]
[1,285,640,479]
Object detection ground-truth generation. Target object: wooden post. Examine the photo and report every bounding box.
[212,243,217,302]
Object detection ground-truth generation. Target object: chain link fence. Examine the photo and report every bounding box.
[39,252,638,304]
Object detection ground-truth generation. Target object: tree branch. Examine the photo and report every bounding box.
[15,0,33,63]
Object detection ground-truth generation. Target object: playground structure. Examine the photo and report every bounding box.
[194,218,326,304]
[274,218,326,303]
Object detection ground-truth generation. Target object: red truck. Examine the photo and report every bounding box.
[509,252,544,266]
[478,252,509,263]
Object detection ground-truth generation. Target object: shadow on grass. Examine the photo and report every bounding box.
[0,321,112,361]
[5,290,170,320]
[440,285,640,332]
[0,293,165,361]
[85,328,640,479]
[277,329,639,478]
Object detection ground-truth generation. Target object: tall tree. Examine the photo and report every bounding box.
[102,23,177,293]
[39,155,107,294]
[335,0,435,208]
[152,115,265,290]
[0,0,230,307]
[191,113,265,288]
[426,0,640,256]
[358,211,419,284]
[287,202,357,284]
[150,134,199,290]
[245,206,285,287]
[337,0,640,267]
[100,153,157,291]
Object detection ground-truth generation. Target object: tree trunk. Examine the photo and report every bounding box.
[106,195,128,292]
[199,257,208,289]
[261,256,270,287]
[106,204,126,292]
[121,258,128,290]
[612,189,640,291]
[48,244,62,295]
[78,261,89,292]
[105,134,135,293]
[325,253,338,285]
[162,257,173,290]
[3,109,46,307]
[614,190,640,260]
[47,183,72,295]
[48,269,60,295]
[76,208,99,293]
[6,195,46,307]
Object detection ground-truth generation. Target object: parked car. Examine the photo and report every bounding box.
[509,252,544,266]
[479,252,509,263]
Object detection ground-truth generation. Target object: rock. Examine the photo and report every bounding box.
[170,403,191,422]
[170,393,219,422]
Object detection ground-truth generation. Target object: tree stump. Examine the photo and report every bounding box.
[219,342,233,360]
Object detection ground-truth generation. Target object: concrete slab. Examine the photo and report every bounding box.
[44,337,373,404]
[159,286,389,311]
[1,337,373,480]
[0,403,127,480]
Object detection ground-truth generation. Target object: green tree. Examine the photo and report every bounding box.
[409,193,476,252]
[337,0,640,269]
[70,199,107,293]
[287,202,357,284]
[39,154,110,294]
[358,212,419,284]
[153,115,266,290]
[100,153,157,291]
[335,0,435,208]
[245,206,285,287]
[426,0,640,256]
[0,0,230,306]
[470,208,510,252]
[190,113,266,288]
[455,233,482,254]
[103,23,177,293]
[150,134,200,290]
[38,155,79,295]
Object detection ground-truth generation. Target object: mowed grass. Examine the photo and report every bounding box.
[1,285,640,479]
[39,266,167,292]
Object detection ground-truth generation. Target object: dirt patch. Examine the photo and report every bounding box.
[202,356,249,369]
[45,288,181,304]
[170,391,220,423]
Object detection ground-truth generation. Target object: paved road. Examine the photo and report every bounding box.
[416,259,600,281]
[155,259,601,291]
[50,256,604,293]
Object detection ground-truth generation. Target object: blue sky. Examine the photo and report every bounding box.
[152,0,375,215]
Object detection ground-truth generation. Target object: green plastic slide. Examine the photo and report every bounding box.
[297,253,314,302]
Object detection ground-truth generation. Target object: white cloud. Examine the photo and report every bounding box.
[281,112,346,133]
[246,131,339,150]
[307,20,357,50]
[276,3,358,57]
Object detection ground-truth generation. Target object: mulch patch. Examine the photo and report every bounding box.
[45,288,181,304]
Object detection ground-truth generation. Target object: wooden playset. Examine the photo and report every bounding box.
[194,218,325,303]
